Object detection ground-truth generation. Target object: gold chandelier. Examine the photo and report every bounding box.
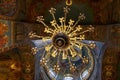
[29,0,96,79]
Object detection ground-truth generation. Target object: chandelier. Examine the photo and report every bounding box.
[29,0,96,79]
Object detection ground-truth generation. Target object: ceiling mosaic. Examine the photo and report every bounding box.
[0,0,120,24]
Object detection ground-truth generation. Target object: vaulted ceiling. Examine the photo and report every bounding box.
[0,0,120,80]
[0,0,120,24]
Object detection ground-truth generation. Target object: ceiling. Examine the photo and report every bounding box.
[0,0,120,25]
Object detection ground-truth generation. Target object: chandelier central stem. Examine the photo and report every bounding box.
[52,33,70,49]
[66,0,72,6]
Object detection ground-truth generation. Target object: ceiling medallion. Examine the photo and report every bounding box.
[29,0,96,79]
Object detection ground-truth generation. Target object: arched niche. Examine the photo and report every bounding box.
[32,40,105,80]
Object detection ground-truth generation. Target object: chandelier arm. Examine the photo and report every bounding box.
[62,24,66,33]
[36,16,54,33]
[40,21,54,34]
[66,25,71,33]
[34,35,44,38]
[51,49,58,58]
[70,43,83,58]
[62,50,68,60]
[40,21,51,29]
[69,27,93,38]
[68,26,82,37]
[70,29,79,35]
[66,22,75,33]
[40,21,48,27]
[70,36,85,41]
[44,28,54,34]
[70,40,87,52]
[72,13,86,31]
[81,29,91,34]
[70,45,83,62]
[63,6,70,25]
[42,37,51,42]
[66,24,74,33]
[51,14,59,29]
[28,32,44,38]
[75,41,87,47]
[72,19,80,29]
[44,45,53,59]
[39,43,52,51]
[69,47,77,58]
[60,21,64,28]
